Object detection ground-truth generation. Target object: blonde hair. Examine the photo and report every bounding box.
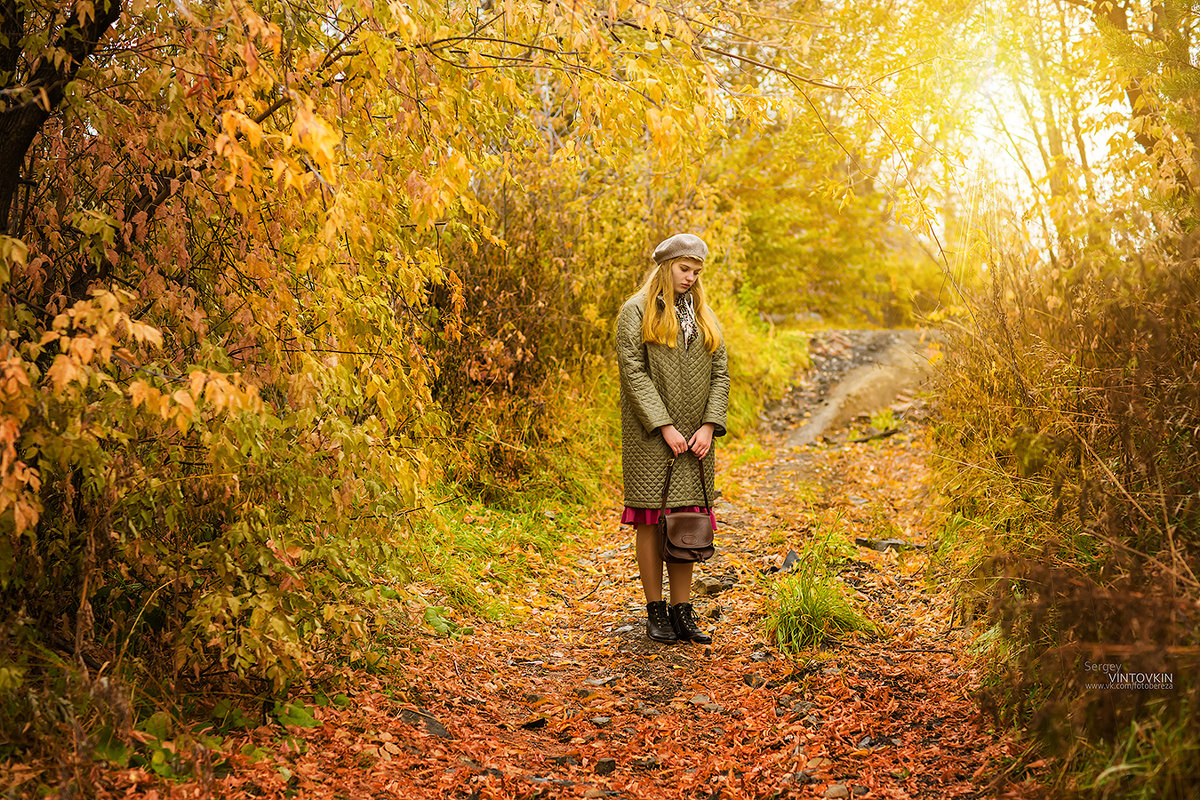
[638,257,722,353]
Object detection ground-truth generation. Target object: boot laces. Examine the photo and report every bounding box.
[676,603,701,634]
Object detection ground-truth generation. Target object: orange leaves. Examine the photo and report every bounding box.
[223,110,264,150]
[292,105,340,171]
[45,355,79,392]
[127,379,157,410]
[129,370,262,433]
[20,285,262,438]
[403,149,473,233]
[0,235,27,283]
[194,371,263,414]
[0,355,38,536]
[129,321,163,348]
[170,389,197,433]
[0,414,40,536]
[68,335,96,365]
[0,357,32,420]
[34,290,156,395]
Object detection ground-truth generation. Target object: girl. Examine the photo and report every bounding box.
[615,233,730,644]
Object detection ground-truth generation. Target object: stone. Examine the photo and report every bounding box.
[636,702,660,718]
[853,536,924,552]
[702,703,725,713]
[595,757,617,776]
[688,693,711,706]
[693,575,727,595]
[585,676,618,687]
[824,784,850,799]
[398,707,452,739]
[853,787,869,797]
[591,716,612,727]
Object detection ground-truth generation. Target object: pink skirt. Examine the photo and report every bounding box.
[622,506,717,530]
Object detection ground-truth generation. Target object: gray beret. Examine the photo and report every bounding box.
[652,233,708,264]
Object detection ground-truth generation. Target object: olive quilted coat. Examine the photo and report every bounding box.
[616,293,730,509]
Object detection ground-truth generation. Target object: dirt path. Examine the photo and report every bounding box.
[180,330,1041,800]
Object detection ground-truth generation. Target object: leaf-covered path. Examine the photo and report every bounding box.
[131,333,1043,800]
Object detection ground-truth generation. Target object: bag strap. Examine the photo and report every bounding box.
[660,451,712,513]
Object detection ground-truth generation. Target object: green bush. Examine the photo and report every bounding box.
[763,569,876,655]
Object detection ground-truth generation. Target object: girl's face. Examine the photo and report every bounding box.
[670,258,703,296]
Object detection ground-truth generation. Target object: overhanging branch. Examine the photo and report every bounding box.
[0,0,124,232]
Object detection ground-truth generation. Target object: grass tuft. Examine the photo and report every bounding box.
[763,570,877,655]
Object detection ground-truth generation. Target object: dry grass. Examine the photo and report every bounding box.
[932,250,1200,797]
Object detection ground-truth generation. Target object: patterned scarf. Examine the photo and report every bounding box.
[675,292,698,350]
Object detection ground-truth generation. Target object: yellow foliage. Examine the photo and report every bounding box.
[0,0,993,727]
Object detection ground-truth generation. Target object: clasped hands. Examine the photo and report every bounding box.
[660,423,715,459]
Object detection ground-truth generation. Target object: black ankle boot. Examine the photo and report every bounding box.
[670,602,712,644]
[646,600,676,642]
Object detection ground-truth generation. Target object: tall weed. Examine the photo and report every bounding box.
[932,247,1200,796]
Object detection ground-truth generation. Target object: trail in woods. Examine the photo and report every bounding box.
[103,330,1045,800]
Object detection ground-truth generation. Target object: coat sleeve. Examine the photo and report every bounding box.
[616,302,673,434]
[703,338,730,438]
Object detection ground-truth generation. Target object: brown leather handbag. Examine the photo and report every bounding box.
[657,453,716,564]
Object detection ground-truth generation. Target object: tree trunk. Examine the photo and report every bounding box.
[0,0,124,234]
